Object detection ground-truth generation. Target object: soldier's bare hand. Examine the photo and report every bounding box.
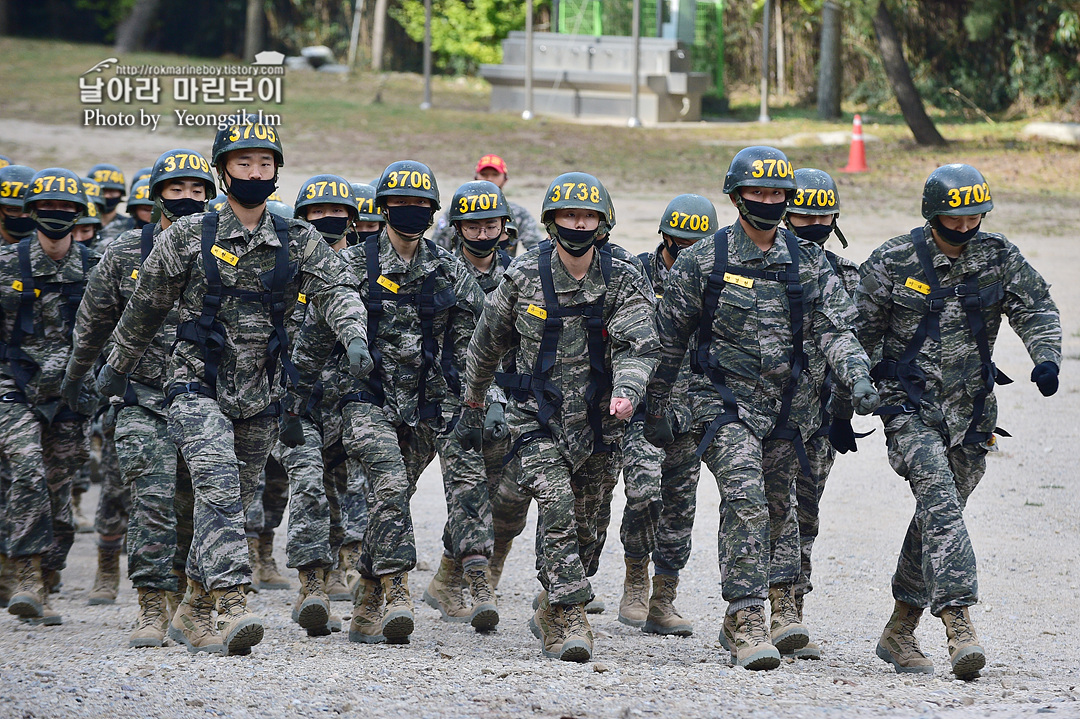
[609,397,633,420]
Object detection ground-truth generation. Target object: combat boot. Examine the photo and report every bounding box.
[722,605,781,670]
[791,594,821,659]
[244,536,261,593]
[528,590,564,659]
[348,576,385,643]
[643,574,693,636]
[88,542,121,605]
[339,542,362,596]
[213,585,265,655]
[463,560,499,631]
[292,566,331,637]
[768,584,809,654]
[167,578,223,654]
[875,600,934,674]
[380,572,414,643]
[129,587,168,648]
[489,538,512,589]
[618,555,650,627]
[165,568,185,616]
[941,606,985,678]
[7,554,44,618]
[325,567,351,602]
[560,602,594,662]
[43,568,62,594]
[585,598,605,614]
[73,491,94,534]
[0,553,14,607]
[422,555,469,623]
[257,531,290,589]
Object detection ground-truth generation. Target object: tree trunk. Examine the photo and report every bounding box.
[816,0,841,119]
[872,0,946,145]
[775,0,785,97]
[113,0,161,53]
[243,0,264,63]
[371,0,390,71]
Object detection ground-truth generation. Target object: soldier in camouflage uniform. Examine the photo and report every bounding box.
[645,147,878,671]
[95,124,370,656]
[421,180,513,626]
[463,171,660,662]
[88,163,134,249]
[433,154,542,255]
[858,164,1060,678]
[64,148,212,646]
[3,167,98,627]
[298,160,488,646]
[126,178,154,232]
[616,194,716,636]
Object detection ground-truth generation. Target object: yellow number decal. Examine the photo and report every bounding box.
[228,126,241,142]
[751,160,764,178]
[947,188,961,208]
[457,196,468,213]
[590,186,600,203]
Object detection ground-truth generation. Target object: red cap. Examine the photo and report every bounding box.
[475,154,508,176]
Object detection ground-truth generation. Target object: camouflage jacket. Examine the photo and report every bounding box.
[294,229,484,431]
[648,222,871,441]
[0,237,100,406]
[805,247,862,430]
[465,242,660,469]
[106,202,367,420]
[433,200,543,255]
[642,244,694,433]
[69,224,179,415]
[855,225,1060,447]
[455,243,511,405]
[97,214,135,251]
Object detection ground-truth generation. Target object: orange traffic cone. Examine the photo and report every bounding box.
[840,114,868,173]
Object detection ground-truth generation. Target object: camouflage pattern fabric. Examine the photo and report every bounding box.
[248,453,289,535]
[436,427,494,560]
[491,454,531,555]
[433,200,543,255]
[651,430,702,573]
[92,429,129,536]
[341,458,368,545]
[96,214,135,251]
[280,421,347,569]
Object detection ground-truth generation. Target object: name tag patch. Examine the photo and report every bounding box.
[377,275,399,294]
[905,277,931,295]
[526,304,547,320]
[211,245,239,266]
[723,272,754,289]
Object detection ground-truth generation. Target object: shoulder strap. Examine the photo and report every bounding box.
[637,251,654,285]
[140,223,156,263]
[12,238,37,345]
[498,249,512,270]
[266,213,299,389]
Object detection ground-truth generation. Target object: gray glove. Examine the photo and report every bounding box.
[96,363,129,399]
[851,377,881,416]
[60,372,85,412]
[347,337,374,378]
[644,411,675,448]
[483,402,508,441]
[455,405,484,452]
[279,413,306,448]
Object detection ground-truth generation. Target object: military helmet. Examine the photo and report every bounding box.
[76,198,103,226]
[788,168,840,217]
[131,167,153,190]
[659,193,717,241]
[448,181,510,224]
[149,149,216,199]
[24,168,88,213]
[211,122,284,167]
[209,193,229,212]
[921,163,993,220]
[0,165,36,209]
[540,171,613,226]
[350,182,382,223]
[266,200,294,219]
[375,160,440,210]
[722,146,797,194]
[0,155,11,169]
[80,177,105,210]
[88,163,126,195]
[127,178,153,209]
[294,174,358,220]
[504,218,518,242]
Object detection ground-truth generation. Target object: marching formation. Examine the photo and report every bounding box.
[0,124,1060,679]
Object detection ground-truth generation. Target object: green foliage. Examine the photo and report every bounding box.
[391,0,527,74]
[74,0,136,39]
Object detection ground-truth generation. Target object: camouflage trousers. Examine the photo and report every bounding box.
[342,402,493,578]
[0,400,88,572]
[490,436,530,552]
[518,437,616,606]
[702,421,801,606]
[114,405,195,591]
[885,413,986,615]
[794,432,835,597]
[246,451,289,536]
[93,424,129,536]
[651,430,703,574]
[616,421,663,559]
[340,458,368,545]
[0,459,10,554]
[279,421,348,569]
[166,393,277,590]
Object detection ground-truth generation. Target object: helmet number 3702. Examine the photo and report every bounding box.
[947,183,991,208]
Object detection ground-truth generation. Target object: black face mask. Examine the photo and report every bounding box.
[309,216,351,243]
[133,217,148,230]
[160,197,205,222]
[932,217,980,247]
[498,237,516,251]
[737,197,787,231]
[463,237,500,258]
[30,208,80,240]
[554,224,596,257]
[3,215,36,238]
[103,195,122,213]
[354,229,382,245]
[792,223,834,245]
[225,172,277,208]
[385,205,433,239]
[663,236,684,260]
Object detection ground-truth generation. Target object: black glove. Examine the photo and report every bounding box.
[96,363,129,399]
[483,402,508,442]
[455,405,484,452]
[1030,361,1059,397]
[60,373,85,412]
[279,413,306,448]
[851,377,881,416]
[347,337,374,378]
[643,411,674,448]
[829,417,858,454]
